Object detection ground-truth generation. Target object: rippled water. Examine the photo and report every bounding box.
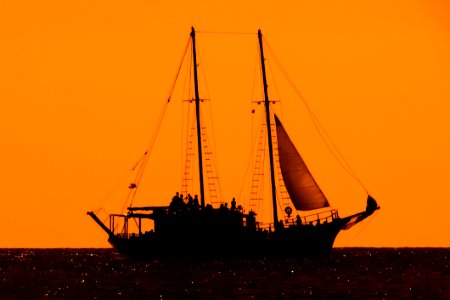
[0,248,448,299]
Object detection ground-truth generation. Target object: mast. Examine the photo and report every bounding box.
[258,29,279,229]
[190,27,205,208]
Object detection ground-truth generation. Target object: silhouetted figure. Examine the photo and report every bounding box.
[231,198,236,211]
[187,194,194,206]
[296,215,302,226]
[278,220,284,230]
[169,192,184,212]
[169,192,178,209]
[171,192,179,202]
[193,195,200,210]
[247,210,256,231]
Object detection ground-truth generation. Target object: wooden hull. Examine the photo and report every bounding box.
[107,220,346,259]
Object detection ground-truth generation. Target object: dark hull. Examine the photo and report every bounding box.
[107,220,346,259]
[89,205,377,260]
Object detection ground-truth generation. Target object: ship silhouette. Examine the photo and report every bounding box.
[88,27,380,259]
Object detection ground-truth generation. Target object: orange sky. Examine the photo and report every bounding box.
[1,0,449,247]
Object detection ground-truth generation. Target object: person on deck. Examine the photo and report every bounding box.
[231,198,236,211]
[193,195,200,210]
[169,192,184,212]
[187,194,194,206]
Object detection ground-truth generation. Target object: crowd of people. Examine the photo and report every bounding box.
[167,192,338,231]
[169,192,200,212]
[169,192,244,214]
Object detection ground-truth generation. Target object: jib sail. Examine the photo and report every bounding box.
[275,114,330,211]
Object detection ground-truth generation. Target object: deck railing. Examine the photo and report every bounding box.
[109,207,339,237]
[257,209,339,231]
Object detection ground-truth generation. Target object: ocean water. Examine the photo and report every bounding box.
[0,248,448,299]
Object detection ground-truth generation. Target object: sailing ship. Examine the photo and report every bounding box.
[88,28,380,259]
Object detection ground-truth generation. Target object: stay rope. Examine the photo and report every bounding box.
[262,37,369,195]
[125,37,192,210]
[197,43,225,201]
[343,211,379,246]
[196,30,255,35]
[237,50,261,212]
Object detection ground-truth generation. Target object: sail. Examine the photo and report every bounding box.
[275,115,330,211]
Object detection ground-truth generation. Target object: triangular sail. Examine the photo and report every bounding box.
[275,115,330,211]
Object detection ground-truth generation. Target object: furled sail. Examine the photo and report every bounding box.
[275,115,330,211]
[342,195,379,230]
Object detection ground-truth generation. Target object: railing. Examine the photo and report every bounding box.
[110,209,162,237]
[109,207,340,238]
[110,213,153,237]
[256,209,339,231]
[255,222,274,232]
[294,209,339,226]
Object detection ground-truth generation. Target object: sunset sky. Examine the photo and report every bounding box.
[1,1,449,248]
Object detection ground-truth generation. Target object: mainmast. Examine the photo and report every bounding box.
[190,27,206,208]
[258,29,279,229]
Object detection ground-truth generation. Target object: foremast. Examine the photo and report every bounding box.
[190,27,206,208]
[258,29,279,229]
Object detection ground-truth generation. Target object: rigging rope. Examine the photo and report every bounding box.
[125,37,192,210]
[180,41,194,193]
[196,30,256,35]
[343,211,379,246]
[262,37,369,194]
[239,51,260,203]
[197,43,225,202]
